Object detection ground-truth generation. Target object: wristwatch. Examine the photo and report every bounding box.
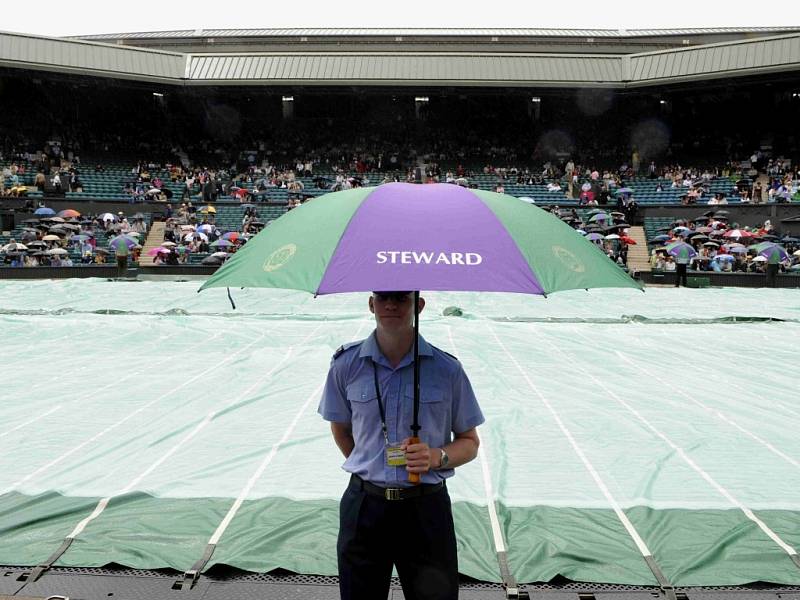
[438,448,450,469]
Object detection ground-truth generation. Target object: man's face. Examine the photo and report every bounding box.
[369,292,424,332]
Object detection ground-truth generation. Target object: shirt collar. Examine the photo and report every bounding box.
[360,330,433,368]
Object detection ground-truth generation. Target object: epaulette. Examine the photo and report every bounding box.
[442,350,459,361]
[333,340,361,360]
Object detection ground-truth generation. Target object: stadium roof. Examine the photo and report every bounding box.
[1,29,799,88]
[73,26,800,40]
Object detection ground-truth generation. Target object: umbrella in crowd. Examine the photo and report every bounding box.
[57,209,81,218]
[200,183,642,483]
[100,213,117,222]
[652,234,671,243]
[201,254,227,265]
[210,239,234,248]
[42,234,62,241]
[34,207,56,216]
[604,234,620,240]
[713,254,735,262]
[222,232,240,242]
[752,256,768,263]
[754,243,790,263]
[1,242,28,252]
[723,229,754,239]
[589,213,611,223]
[147,247,172,257]
[586,232,604,242]
[46,248,68,256]
[108,235,138,253]
[200,205,217,214]
[666,241,698,261]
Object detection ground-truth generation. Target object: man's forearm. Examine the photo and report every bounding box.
[436,436,479,470]
[331,422,354,458]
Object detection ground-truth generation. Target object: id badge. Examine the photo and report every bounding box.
[386,446,407,467]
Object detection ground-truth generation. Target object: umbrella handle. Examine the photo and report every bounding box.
[408,436,421,485]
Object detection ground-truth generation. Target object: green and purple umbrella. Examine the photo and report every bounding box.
[753,242,789,263]
[200,183,641,459]
[666,241,698,261]
[108,235,139,253]
[200,183,640,296]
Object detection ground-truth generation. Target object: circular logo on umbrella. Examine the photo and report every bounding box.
[263,244,297,272]
[552,245,585,273]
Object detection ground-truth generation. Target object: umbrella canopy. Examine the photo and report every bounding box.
[1,242,28,252]
[585,232,604,242]
[201,254,226,265]
[752,256,768,263]
[666,241,698,261]
[210,239,234,248]
[200,205,217,214]
[755,243,790,262]
[42,234,62,241]
[652,234,671,243]
[108,235,138,251]
[201,183,641,297]
[713,254,735,262]
[604,234,620,240]
[222,232,240,242]
[46,248,68,255]
[723,229,754,239]
[588,213,612,223]
[147,247,172,256]
[100,213,117,222]
[57,209,81,218]
[34,207,56,216]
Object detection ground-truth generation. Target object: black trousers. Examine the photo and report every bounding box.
[337,476,458,600]
[675,263,688,287]
[766,263,779,287]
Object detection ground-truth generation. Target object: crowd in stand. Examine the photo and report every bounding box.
[1,209,148,267]
[649,216,800,275]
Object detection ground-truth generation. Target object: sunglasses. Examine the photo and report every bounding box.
[373,291,412,303]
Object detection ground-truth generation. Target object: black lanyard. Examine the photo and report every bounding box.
[371,361,390,446]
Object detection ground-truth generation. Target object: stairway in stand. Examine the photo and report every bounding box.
[625,226,651,275]
[138,221,166,266]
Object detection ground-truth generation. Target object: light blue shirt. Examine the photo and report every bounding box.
[318,331,484,487]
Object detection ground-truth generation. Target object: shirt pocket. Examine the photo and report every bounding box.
[404,383,448,438]
[346,383,378,437]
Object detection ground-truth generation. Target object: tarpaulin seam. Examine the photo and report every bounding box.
[4,328,245,494]
[542,325,800,563]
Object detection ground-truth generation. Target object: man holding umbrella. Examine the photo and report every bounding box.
[319,290,484,600]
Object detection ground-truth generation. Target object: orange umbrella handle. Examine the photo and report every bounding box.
[408,436,421,485]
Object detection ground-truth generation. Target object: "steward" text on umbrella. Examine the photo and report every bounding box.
[376,251,483,265]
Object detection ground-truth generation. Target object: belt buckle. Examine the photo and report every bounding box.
[384,488,402,501]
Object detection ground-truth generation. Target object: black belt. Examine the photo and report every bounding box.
[351,474,444,501]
